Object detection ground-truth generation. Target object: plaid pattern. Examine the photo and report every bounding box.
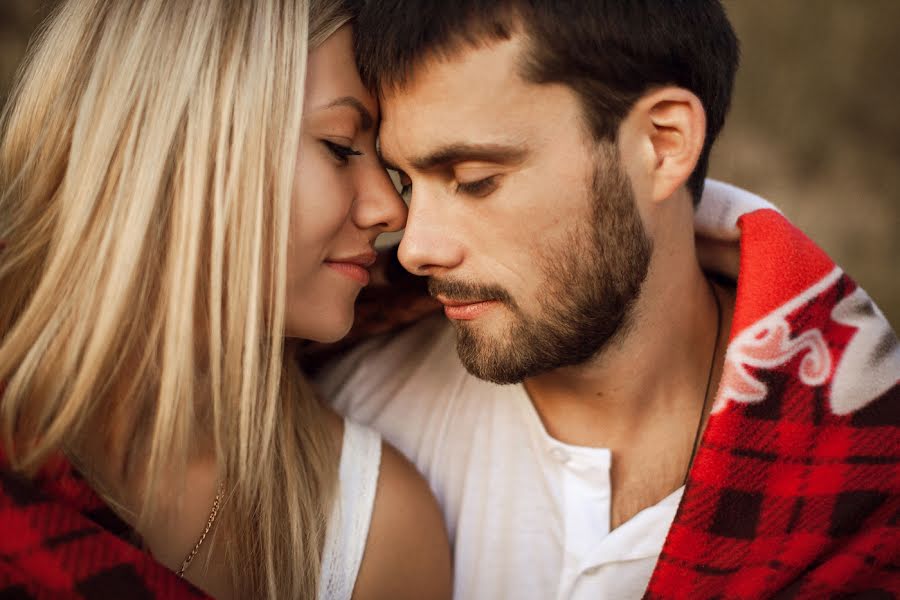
[0,452,209,599]
[646,210,900,598]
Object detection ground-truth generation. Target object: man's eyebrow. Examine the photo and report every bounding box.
[378,142,528,174]
[408,143,528,172]
[318,96,375,132]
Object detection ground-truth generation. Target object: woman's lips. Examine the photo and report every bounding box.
[440,299,499,320]
[325,261,371,286]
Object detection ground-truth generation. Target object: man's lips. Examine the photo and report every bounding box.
[436,296,500,321]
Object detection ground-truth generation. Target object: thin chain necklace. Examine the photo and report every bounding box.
[683,279,723,486]
[177,480,225,578]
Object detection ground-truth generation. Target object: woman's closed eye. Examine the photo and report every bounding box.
[323,140,363,165]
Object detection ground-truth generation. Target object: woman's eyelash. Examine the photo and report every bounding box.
[323,140,363,164]
[457,177,497,197]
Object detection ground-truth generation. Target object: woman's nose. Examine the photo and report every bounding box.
[352,164,408,234]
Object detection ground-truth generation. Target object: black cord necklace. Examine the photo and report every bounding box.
[683,279,723,486]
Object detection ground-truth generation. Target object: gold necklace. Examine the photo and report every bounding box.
[177,480,225,578]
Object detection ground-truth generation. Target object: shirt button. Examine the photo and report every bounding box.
[549,447,570,463]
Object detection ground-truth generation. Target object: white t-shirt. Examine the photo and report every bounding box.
[318,317,682,600]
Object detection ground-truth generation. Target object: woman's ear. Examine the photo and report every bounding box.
[628,87,707,204]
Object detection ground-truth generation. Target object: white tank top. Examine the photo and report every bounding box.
[318,419,382,600]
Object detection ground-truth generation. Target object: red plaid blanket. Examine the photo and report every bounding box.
[1,183,897,599]
[0,453,208,599]
[647,184,900,598]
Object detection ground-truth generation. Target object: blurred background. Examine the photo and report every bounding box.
[1,1,897,326]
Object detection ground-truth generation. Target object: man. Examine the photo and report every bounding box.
[318,1,900,597]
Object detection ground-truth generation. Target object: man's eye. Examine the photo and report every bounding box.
[392,171,412,200]
[456,177,498,197]
[323,140,363,164]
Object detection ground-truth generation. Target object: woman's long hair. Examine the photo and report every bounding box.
[0,0,351,596]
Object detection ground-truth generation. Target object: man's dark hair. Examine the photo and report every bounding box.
[354,0,740,205]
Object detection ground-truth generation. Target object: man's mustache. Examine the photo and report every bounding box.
[427,278,515,307]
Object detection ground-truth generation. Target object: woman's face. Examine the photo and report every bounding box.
[286,25,406,342]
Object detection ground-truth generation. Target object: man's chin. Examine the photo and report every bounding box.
[450,308,515,350]
[453,321,534,385]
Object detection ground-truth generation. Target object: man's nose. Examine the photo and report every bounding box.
[352,164,408,235]
[397,192,464,276]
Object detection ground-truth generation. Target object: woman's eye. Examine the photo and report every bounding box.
[323,140,363,165]
[456,177,498,197]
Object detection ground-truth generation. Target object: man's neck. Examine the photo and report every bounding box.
[525,257,731,448]
[524,237,735,528]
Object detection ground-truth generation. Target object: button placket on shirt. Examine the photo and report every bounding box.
[549,444,613,600]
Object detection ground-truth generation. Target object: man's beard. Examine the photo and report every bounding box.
[429,145,653,384]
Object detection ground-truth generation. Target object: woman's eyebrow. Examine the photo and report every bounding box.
[315,96,375,131]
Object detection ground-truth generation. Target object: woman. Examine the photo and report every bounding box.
[0,1,451,598]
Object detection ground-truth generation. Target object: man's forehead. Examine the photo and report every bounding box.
[378,108,532,172]
[380,36,526,107]
[376,36,544,166]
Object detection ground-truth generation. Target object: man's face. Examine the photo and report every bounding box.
[379,37,652,383]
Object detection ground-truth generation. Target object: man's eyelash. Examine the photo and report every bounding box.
[391,170,412,198]
[457,177,497,196]
[323,140,363,164]
[392,175,498,198]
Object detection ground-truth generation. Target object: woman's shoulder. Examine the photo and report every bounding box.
[353,439,452,600]
[322,409,451,600]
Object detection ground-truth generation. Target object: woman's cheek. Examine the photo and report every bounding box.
[301,159,357,236]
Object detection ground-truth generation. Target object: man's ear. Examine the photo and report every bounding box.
[630,87,706,204]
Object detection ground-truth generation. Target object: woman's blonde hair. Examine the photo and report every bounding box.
[0,0,353,596]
